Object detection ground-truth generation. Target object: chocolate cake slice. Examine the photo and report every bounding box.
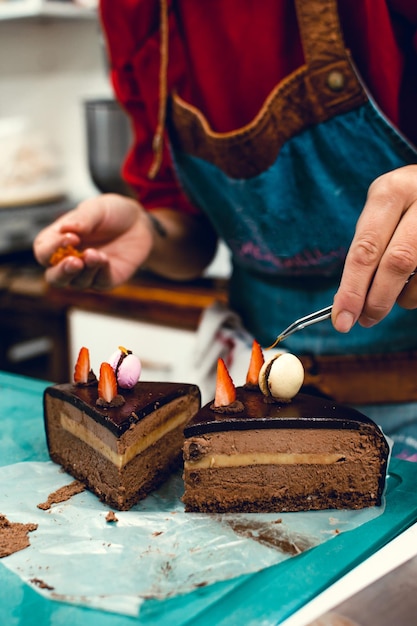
[44,380,200,510]
[182,388,389,513]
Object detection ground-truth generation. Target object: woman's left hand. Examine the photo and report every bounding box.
[332,164,417,333]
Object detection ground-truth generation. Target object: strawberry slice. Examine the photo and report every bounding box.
[246,339,264,386]
[214,358,236,407]
[73,346,91,384]
[98,362,118,403]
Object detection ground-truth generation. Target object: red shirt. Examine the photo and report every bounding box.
[99,0,417,214]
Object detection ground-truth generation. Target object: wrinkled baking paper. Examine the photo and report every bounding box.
[0,461,384,617]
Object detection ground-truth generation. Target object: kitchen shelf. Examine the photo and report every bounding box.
[0,0,96,20]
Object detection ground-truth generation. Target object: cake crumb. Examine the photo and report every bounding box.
[105,511,118,523]
[37,480,85,510]
[30,578,54,591]
[0,513,38,558]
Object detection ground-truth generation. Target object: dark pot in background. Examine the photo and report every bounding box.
[85,99,133,195]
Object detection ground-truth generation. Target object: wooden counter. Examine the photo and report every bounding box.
[0,258,229,381]
[47,270,229,331]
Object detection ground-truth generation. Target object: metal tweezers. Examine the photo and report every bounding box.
[267,271,417,349]
[267,305,333,349]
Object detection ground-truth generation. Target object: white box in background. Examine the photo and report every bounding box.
[68,308,197,384]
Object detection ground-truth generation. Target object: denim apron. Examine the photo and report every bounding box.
[167,0,417,355]
[165,0,417,454]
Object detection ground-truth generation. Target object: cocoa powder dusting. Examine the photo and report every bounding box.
[0,514,38,558]
[223,518,316,555]
[37,480,85,510]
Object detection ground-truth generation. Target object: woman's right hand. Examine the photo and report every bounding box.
[33,193,155,291]
[332,164,417,332]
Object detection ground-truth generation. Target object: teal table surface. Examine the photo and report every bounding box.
[1,370,417,626]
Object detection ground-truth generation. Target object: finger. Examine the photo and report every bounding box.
[62,250,110,290]
[333,174,413,332]
[43,249,108,289]
[397,272,417,309]
[33,230,81,267]
[44,255,85,288]
[55,195,138,244]
[55,200,107,237]
[357,211,417,326]
[333,217,400,331]
[66,267,104,290]
[36,200,107,263]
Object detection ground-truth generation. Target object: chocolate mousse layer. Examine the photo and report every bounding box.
[44,382,200,510]
[183,389,389,513]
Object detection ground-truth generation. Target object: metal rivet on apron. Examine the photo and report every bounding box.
[326,70,345,91]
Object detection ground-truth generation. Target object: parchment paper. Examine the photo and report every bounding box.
[0,461,384,617]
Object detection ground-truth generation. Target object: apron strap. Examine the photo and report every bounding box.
[293,0,367,119]
[295,0,348,68]
[168,1,368,179]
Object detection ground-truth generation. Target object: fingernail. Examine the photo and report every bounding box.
[335,310,355,333]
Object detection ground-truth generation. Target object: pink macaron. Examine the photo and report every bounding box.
[107,347,142,389]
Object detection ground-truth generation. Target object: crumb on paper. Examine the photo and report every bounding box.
[0,513,38,558]
[105,511,118,523]
[30,578,54,591]
[37,480,85,511]
[49,245,83,267]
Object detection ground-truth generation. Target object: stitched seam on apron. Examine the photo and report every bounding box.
[168,57,367,179]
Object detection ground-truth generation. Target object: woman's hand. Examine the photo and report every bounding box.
[333,164,417,332]
[34,194,156,290]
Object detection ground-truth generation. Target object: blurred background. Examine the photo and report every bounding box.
[0,1,230,386]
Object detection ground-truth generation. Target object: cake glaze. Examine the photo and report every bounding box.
[44,380,200,510]
[184,389,383,436]
[183,387,389,513]
[47,381,198,436]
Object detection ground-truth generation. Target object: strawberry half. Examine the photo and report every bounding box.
[214,358,236,407]
[98,362,118,403]
[246,339,264,386]
[73,346,91,384]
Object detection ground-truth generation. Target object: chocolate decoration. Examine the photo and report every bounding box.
[96,394,125,408]
[209,400,245,414]
[113,348,132,379]
[184,388,381,437]
[44,382,200,437]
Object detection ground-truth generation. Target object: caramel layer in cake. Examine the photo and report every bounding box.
[44,382,200,510]
[183,390,389,513]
